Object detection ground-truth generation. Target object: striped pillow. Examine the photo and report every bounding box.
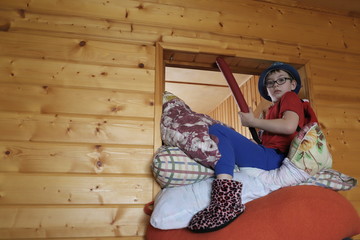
[151,146,214,188]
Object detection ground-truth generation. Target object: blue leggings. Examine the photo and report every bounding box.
[209,124,285,176]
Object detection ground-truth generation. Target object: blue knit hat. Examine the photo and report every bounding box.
[258,62,301,101]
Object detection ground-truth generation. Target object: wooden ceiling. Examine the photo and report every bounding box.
[165,67,252,114]
[162,51,270,114]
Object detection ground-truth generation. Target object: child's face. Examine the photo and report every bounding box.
[265,70,297,102]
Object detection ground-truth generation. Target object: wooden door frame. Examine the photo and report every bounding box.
[153,40,314,158]
[153,42,313,196]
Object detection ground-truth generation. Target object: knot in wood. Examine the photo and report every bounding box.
[79,41,87,47]
[96,161,103,167]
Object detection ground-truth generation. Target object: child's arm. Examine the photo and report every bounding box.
[239,109,299,135]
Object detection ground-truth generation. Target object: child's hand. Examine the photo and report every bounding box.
[238,108,256,127]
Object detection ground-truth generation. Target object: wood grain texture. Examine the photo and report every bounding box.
[208,76,261,139]
[0,83,155,118]
[0,112,154,145]
[0,173,153,204]
[0,141,153,174]
[0,0,359,239]
[0,206,149,238]
[0,57,155,92]
[0,32,155,68]
[1,0,358,53]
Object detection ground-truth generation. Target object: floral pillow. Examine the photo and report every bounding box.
[287,122,332,176]
[161,91,222,168]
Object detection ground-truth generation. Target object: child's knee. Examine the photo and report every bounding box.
[209,123,223,135]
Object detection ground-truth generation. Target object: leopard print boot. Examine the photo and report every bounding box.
[187,178,245,233]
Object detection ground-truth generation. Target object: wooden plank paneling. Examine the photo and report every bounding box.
[151,0,360,52]
[153,0,360,17]
[310,64,360,88]
[0,206,149,238]
[313,85,360,102]
[332,159,360,176]
[9,14,162,45]
[0,7,131,31]
[317,107,359,130]
[340,184,360,202]
[0,112,154,145]
[0,57,155,92]
[255,0,360,17]
[0,4,158,239]
[0,32,155,68]
[208,76,260,139]
[1,0,358,53]
[0,174,153,204]
[0,83,154,118]
[0,141,153,174]
[0,0,132,21]
[0,0,359,239]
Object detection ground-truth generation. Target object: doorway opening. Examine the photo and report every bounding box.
[157,47,310,140]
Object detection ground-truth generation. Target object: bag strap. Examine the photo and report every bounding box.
[296,99,319,132]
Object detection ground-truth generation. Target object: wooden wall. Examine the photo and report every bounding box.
[208,76,262,139]
[0,1,359,239]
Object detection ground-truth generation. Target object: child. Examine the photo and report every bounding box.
[188,62,305,233]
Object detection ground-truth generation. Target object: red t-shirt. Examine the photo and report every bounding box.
[261,91,304,154]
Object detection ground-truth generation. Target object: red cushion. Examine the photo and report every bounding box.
[146,186,360,240]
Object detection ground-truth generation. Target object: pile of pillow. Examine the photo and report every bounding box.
[153,92,337,189]
[147,91,359,238]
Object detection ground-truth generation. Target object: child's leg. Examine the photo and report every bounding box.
[209,124,285,176]
[189,124,266,232]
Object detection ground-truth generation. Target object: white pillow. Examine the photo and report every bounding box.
[150,159,310,230]
[150,172,279,230]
